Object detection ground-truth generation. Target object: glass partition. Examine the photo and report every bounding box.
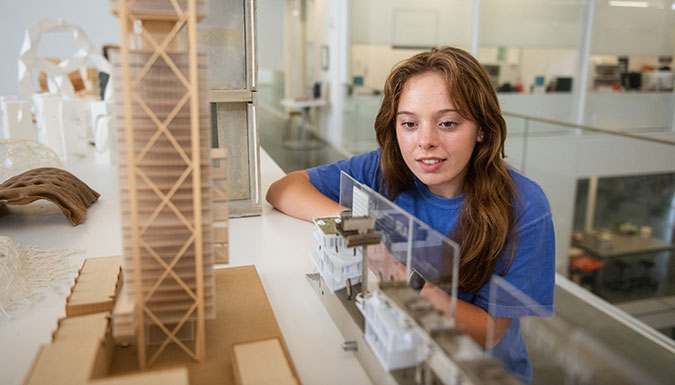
[503,275,667,385]
[504,111,675,345]
[565,328,661,385]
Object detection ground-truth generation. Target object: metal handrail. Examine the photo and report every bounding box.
[502,111,675,146]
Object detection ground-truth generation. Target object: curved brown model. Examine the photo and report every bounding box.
[0,167,100,226]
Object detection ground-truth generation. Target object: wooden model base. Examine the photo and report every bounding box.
[232,338,299,385]
[108,265,299,385]
[66,257,122,317]
[24,260,299,385]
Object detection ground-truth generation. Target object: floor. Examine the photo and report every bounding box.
[258,105,347,174]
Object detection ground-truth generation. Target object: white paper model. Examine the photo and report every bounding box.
[358,291,423,371]
[311,217,362,292]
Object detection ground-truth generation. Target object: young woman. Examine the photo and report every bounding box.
[266,46,554,383]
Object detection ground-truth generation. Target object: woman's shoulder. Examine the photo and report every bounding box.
[508,168,552,230]
[347,149,381,182]
[353,148,381,164]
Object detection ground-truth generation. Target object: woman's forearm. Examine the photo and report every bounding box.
[266,170,342,222]
[420,283,511,349]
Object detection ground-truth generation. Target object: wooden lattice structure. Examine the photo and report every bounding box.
[110,0,215,368]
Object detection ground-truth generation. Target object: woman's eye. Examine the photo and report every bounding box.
[440,121,457,128]
[401,122,416,128]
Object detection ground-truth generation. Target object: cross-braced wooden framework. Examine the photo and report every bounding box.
[115,0,210,369]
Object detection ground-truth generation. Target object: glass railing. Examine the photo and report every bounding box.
[502,110,675,354]
[502,111,674,269]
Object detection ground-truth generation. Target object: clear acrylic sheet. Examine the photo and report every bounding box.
[486,275,552,351]
[338,171,460,322]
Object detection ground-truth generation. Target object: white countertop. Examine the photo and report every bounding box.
[0,149,372,385]
[280,98,328,109]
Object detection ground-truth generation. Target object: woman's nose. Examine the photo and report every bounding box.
[418,123,437,150]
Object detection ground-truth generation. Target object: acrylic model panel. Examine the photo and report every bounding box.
[199,0,248,90]
[338,171,461,308]
[111,50,216,325]
[208,0,261,217]
[214,103,250,201]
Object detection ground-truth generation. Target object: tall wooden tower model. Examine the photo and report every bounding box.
[110,0,217,368]
[21,2,303,384]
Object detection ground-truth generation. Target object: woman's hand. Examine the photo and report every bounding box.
[420,282,512,349]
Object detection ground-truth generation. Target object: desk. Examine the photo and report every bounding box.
[0,149,372,385]
[280,98,327,150]
[573,233,675,296]
[574,233,675,260]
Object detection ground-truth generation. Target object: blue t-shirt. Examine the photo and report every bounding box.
[307,149,555,384]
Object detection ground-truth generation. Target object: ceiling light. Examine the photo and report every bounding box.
[609,0,649,7]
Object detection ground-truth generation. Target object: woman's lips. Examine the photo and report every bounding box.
[416,158,445,172]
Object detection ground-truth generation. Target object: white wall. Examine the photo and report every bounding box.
[350,45,427,90]
[0,0,119,98]
[479,0,583,49]
[305,0,348,149]
[498,92,674,130]
[499,93,575,122]
[592,1,675,56]
[585,92,675,130]
[258,0,286,73]
[350,0,474,48]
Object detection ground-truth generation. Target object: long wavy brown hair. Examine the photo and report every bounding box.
[374,46,516,293]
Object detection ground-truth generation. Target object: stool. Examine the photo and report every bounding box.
[632,258,658,290]
[281,98,326,150]
[569,256,603,293]
[282,111,303,147]
[605,259,633,293]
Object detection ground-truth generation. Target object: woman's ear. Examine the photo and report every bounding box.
[477,130,485,142]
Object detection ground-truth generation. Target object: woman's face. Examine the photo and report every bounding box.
[395,71,482,198]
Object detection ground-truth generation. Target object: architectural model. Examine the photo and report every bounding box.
[0,167,100,226]
[359,290,423,371]
[20,2,297,385]
[109,0,216,367]
[311,216,362,293]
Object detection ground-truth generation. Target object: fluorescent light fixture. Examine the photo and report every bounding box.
[608,0,649,7]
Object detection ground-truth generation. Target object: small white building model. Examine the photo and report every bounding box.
[359,291,423,371]
[312,216,423,372]
[311,217,362,292]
